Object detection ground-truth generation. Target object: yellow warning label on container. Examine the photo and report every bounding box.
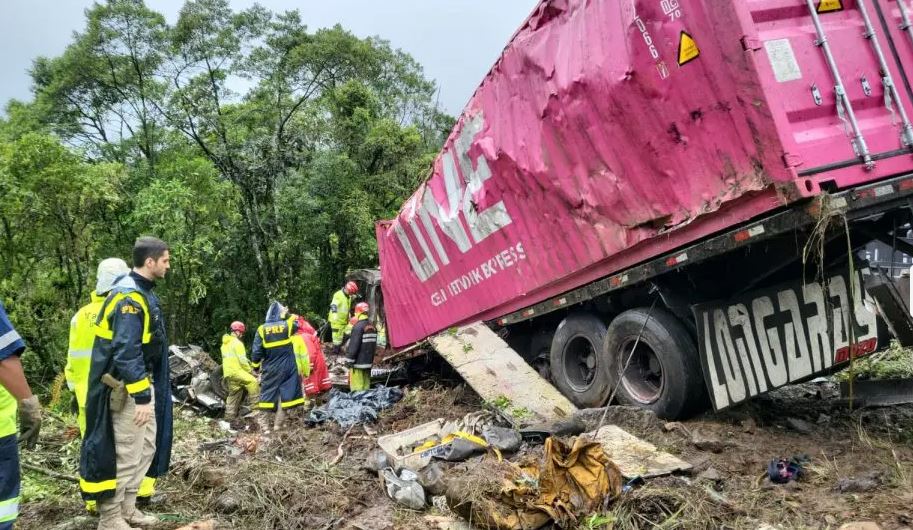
[817,0,843,13]
[678,32,700,66]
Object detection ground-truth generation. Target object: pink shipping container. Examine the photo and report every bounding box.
[377,0,913,348]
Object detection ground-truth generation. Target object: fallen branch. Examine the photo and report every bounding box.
[22,463,78,483]
[330,425,356,466]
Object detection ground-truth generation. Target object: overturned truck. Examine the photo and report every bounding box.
[364,0,913,418]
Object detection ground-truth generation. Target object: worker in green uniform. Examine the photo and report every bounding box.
[327,281,358,354]
[0,300,43,530]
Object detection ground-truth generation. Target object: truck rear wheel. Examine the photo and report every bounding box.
[549,313,611,408]
[604,307,706,419]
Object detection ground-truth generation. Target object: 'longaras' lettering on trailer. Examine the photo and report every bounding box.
[694,270,879,411]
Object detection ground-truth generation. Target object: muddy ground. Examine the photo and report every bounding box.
[16,377,913,530]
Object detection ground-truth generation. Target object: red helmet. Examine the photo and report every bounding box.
[345,281,358,295]
[354,302,369,315]
[230,321,246,333]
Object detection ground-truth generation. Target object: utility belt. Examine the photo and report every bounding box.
[101,373,153,412]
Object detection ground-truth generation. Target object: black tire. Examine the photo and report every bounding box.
[549,313,611,408]
[210,366,229,400]
[604,307,707,419]
[530,330,555,381]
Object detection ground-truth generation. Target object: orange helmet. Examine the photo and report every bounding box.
[230,321,246,334]
[345,281,358,295]
[354,302,369,315]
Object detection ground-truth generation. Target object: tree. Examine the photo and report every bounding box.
[1,0,454,384]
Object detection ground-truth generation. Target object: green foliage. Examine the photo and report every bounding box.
[0,0,454,387]
[835,340,913,382]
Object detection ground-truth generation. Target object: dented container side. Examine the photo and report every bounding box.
[378,0,913,348]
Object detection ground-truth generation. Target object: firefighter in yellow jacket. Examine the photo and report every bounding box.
[221,322,259,421]
[66,258,129,514]
[66,258,130,436]
[327,281,358,353]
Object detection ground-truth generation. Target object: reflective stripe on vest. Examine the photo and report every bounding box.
[68,348,93,359]
[0,495,20,523]
[94,292,152,344]
[258,317,295,348]
[0,329,22,352]
[80,477,117,494]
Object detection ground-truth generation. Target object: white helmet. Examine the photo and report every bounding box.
[96,258,130,295]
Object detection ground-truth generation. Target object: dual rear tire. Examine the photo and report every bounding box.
[548,308,706,419]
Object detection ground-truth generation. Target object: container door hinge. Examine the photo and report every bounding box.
[741,36,762,51]
[783,152,803,168]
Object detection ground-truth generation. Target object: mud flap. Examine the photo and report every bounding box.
[864,271,913,347]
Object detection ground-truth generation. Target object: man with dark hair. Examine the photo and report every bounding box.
[80,237,174,530]
[0,301,42,530]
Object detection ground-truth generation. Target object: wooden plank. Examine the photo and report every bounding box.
[429,322,577,424]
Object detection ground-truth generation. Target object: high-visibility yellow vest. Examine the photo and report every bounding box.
[66,294,105,407]
[291,334,311,377]
[328,290,351,330]
[0,387,15,439]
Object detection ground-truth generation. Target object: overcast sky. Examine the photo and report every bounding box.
[0,0,538,116]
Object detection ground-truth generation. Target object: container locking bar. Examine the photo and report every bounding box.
[858,0,913,149]
[805,0,875,170]
[898,0,913,48]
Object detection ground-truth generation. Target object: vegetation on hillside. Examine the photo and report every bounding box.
[0,0,454,384]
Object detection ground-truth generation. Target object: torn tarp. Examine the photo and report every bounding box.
[307,386,404,428]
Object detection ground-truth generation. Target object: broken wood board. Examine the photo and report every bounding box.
[430,322,577,424]
[588,425,692,478]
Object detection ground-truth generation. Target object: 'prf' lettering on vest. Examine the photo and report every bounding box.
[264,325,285,335]
[394,111,513,282]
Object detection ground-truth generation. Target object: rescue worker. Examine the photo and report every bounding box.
[328,281,358,354]
[66,258,130,514]
[297,318,332,396]
[80,237,174,530]
[251,302,304,432]
[344,302,377,392]
[220,322,259,422]
[344,302,369,340]
[0,301,42,530]
[66,258,130,437]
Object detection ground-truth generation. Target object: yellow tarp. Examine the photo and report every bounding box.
[446,437,623,530]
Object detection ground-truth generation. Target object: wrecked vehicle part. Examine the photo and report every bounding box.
[169,344,226,415]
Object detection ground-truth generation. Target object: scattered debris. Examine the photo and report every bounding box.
[740,417,757,433]
[786,417,814,435]
[691,427,727,453]
[382,468,426,510]
[837,523,882,530]
[169,345,226,415]
[698,467,723,483]
[767,455,808,484]
[344,504,394,530]
[588,425,692,478]
[662,421,691,436]
[481,426,522,453]
[836,472,883,493]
